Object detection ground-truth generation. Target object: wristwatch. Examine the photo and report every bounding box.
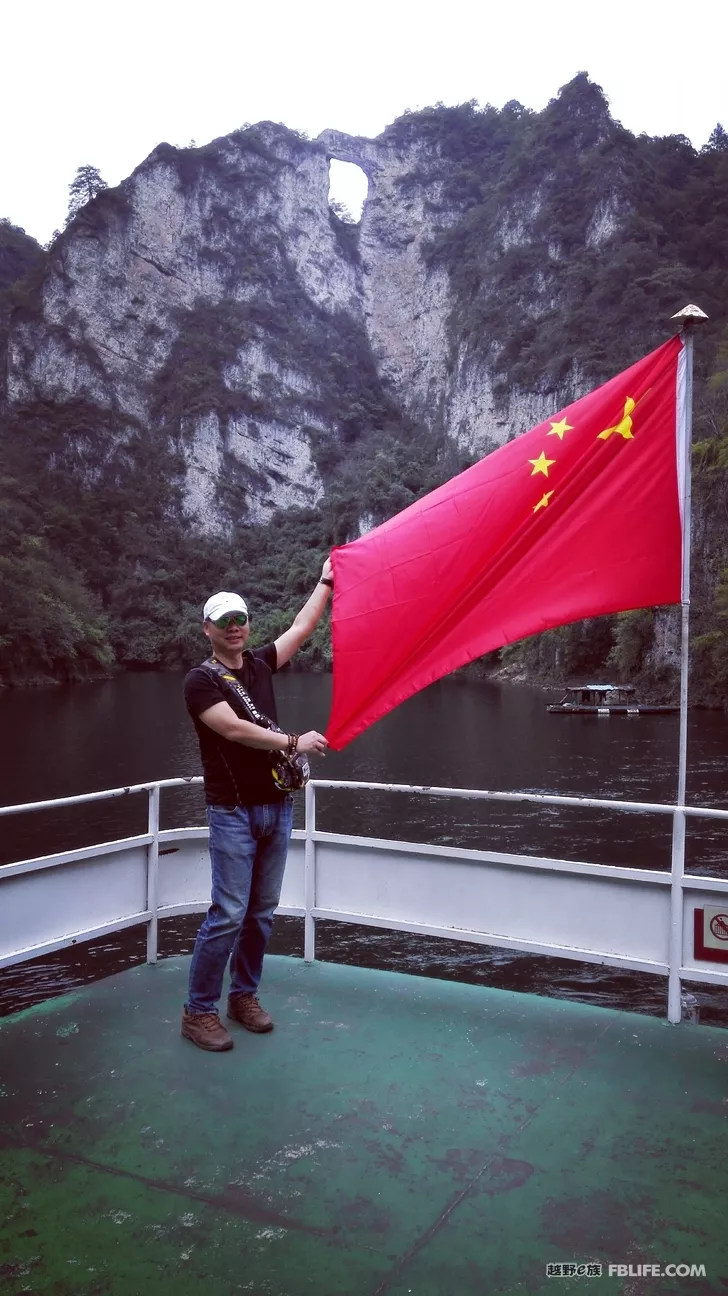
[319,577,334,588]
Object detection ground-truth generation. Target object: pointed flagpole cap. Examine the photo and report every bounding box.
[671,303,709,321]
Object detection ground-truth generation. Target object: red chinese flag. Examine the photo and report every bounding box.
[327,336,685,748]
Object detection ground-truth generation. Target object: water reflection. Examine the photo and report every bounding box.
[2,672,728,871]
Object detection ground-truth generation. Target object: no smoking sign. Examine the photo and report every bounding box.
[694,905,728,964]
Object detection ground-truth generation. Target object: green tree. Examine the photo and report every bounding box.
[329,199,356,223]
[607,610,656,678]
[702,124,728,153]
[66,165,108,224]
[0,535,111,682]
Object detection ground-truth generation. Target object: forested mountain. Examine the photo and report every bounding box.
[0,219,45,376]
[1,75,727,697]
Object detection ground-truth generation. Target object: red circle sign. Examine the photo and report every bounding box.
[709,913,728,942]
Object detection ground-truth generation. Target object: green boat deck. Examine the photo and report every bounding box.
[1,956,727,1295]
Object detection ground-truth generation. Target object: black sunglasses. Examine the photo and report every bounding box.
[211,612,249,629]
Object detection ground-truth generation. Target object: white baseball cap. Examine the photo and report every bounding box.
[203,592,249,622]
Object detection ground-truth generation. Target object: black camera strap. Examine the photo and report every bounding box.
[201,656,282,734]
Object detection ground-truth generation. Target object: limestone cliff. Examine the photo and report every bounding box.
[6,125,362,531]
[2,75,727,685]
[5,75,683,538]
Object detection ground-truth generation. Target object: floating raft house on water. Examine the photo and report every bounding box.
[547,685,678,715]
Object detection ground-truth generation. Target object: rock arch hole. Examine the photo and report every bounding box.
[328,160,368,224]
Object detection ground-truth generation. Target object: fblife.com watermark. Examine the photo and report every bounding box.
[546,1263,707,1279]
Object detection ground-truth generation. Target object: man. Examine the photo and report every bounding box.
[181,559,333,1051]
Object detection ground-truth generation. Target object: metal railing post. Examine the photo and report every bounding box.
[304,781,316,962]
[146,785,160,964]
[667,807,686,1023]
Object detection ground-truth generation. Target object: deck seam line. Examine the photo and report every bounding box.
[1,1136,334,1238]
[369,1017,616,1296]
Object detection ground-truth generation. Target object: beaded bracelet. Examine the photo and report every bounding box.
[287,733,300,755]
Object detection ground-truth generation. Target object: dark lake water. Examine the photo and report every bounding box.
[2,670,728,1023]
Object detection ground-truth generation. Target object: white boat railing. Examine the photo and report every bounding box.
[2,777,728,1023]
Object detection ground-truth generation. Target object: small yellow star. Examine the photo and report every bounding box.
[533,491,554,513]
[547,418,573,441]
[529,451,556,477]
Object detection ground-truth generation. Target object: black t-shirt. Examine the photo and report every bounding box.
[184,644,287,807]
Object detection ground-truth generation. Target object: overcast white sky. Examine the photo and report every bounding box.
[2,0,727,245]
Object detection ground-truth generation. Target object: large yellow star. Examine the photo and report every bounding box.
[598,397,635,441]
[529,451,556,477]
[547,418,573,440]
[533,491,554,513]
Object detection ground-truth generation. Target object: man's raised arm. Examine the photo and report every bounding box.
[274,557,333,668]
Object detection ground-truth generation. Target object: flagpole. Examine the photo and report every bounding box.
[667,303,708,1024]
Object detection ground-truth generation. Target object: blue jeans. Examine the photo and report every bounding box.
[186,799,293,1014]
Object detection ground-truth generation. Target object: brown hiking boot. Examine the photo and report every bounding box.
[227,993,274,1033]
[181,1009,233,1052]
